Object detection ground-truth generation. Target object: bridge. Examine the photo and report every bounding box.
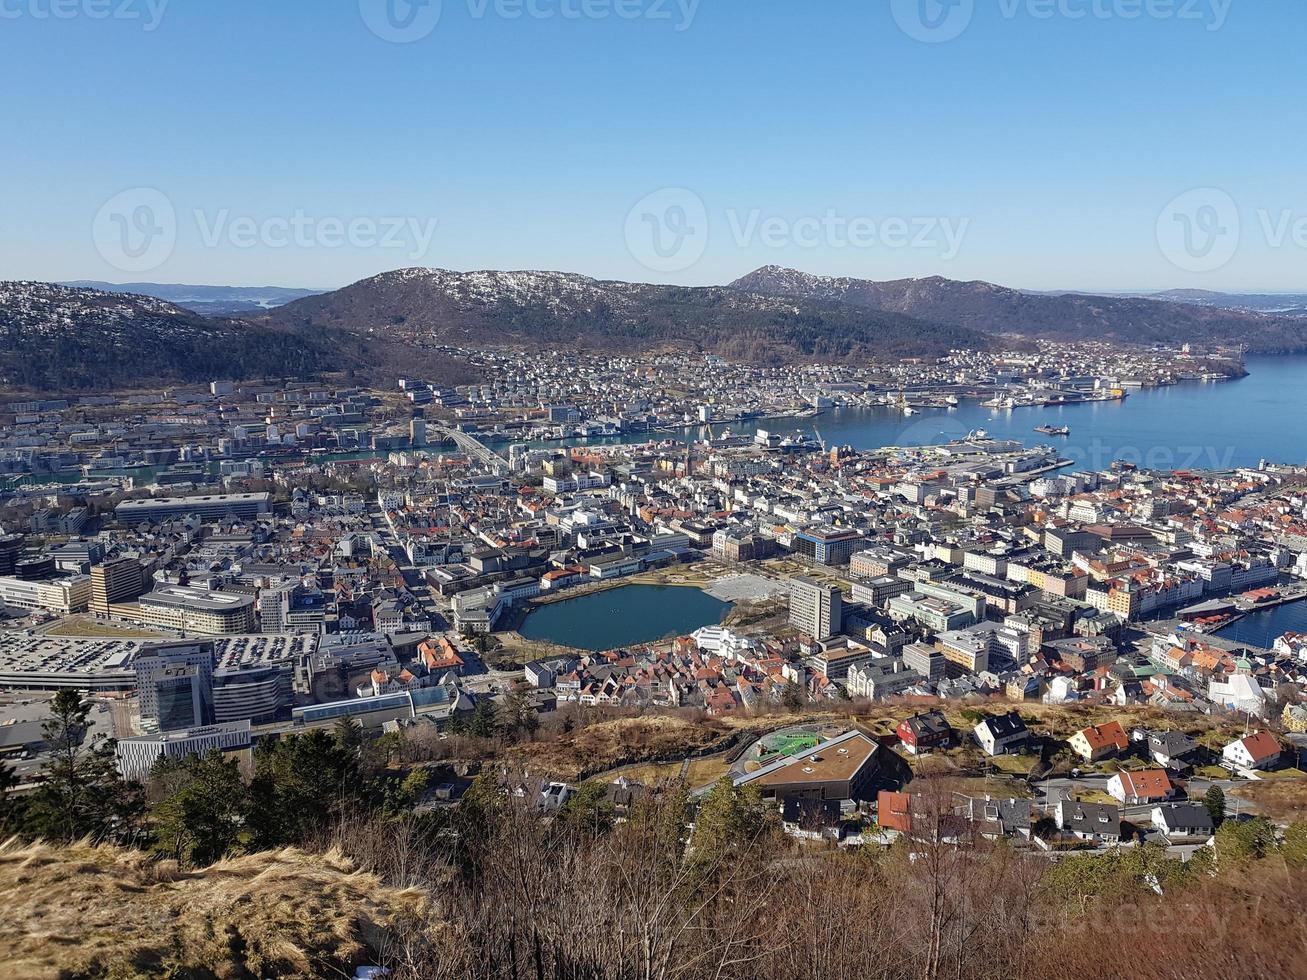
[433,425,511,475]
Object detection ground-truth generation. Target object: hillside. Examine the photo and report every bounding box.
[255,267,1002,364]
[0,282,478,392]
[0,839,426,979]
[0,282,346,392]
[730,266,1307,352]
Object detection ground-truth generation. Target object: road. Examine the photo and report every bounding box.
[368,505,447,628]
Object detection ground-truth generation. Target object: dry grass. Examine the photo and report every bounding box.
[510,714,736,780]
[1232,778,1307,822]
[0,837,428,980]
[42,615,168,638]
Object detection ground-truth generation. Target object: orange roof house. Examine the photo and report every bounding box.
[1069,721,1130,762]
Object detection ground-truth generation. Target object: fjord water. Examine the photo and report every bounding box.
[1217,599,1307,648]
[518,585,732,651]
[566,355,1307,470]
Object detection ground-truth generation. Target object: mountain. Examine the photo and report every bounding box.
[730,266,1307,353]
[0,282,352,392]
[255,267,1002,364]
[61,281,322,316]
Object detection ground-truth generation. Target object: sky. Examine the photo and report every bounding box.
[1,0,1304,292]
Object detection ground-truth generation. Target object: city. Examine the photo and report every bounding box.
[4,1,1307,978]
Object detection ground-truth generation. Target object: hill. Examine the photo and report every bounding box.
[730,266,1307,352]
[254,267,1003,364]
[0,282,477,392]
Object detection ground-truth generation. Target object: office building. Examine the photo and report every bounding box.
[139,586,257,635]
[90,558,145,614]
[0,574,91,615]
[135,641,216,734]
[0,534,24,576]
[789,576,843,641]
[793,527,864,567]
[116,719,252,781]
[114,492,272,524]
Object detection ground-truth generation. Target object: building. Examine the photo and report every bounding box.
[114,492,272,524]
[1069,721,1130,762]
[901,642,946,681]
[0,574,91,615]
[135,641,217,734]
[896,711,955,754]
[1150,803,1215,840]
[793,527,864,567]
[789,576,843,641]
[1107,769,1176,805]
[115,719,252,781]
[968,796,1032,840]
[0,534,24,576]
[90,557,144,614]
[850,575,912,608]
[846,659,924,700]
[733,729,885,803]
[1222,731,1282,772]
[260,582,328,634]
[139,586,257,635]
[1055,799,1122,842]
[850,548,911,579]
[974,712,1030,756]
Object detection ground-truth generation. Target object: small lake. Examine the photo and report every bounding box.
[1215,598,1307,648]
[518,584,733,652]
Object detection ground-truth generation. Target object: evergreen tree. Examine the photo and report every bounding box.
[151,750,250,867]
[1203,785,1226,828]
[246,729,359,848]
[466,698,501,740]
[25,689,139,843]
[0,762,21,835]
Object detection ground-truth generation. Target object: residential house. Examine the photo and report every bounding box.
[1151,803,1215,840]
[1146,730,1199,771]
[1222,731,1282,772]
[1055,799,1122,842]
[1069,721,1130,763]
[1107,769,1176,805]
[974,712,1030,756]
[896,710,956,755]
[967,796,1032,840]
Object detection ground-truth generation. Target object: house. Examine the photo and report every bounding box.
[1055,799,1122,842]
[967,796,1032,840]
[1108,769,1176,805]
[603,776,647,821]
[1069,721,1130,763]
[780,797,844,839]
[1146,730,1199,771]
[974,712,1030,756]
[1151,803,1215,840]
[877,790,912,833]
[896,710,956,755]
[1222,731,1282,772]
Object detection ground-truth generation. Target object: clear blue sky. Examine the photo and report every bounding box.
[2,0,1304,291]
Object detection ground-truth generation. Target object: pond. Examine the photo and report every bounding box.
[518,584,733,652]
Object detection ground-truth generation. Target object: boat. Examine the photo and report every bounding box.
[1035,424,1070,436]
[944,395,960,407]
[902,405,919,416]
